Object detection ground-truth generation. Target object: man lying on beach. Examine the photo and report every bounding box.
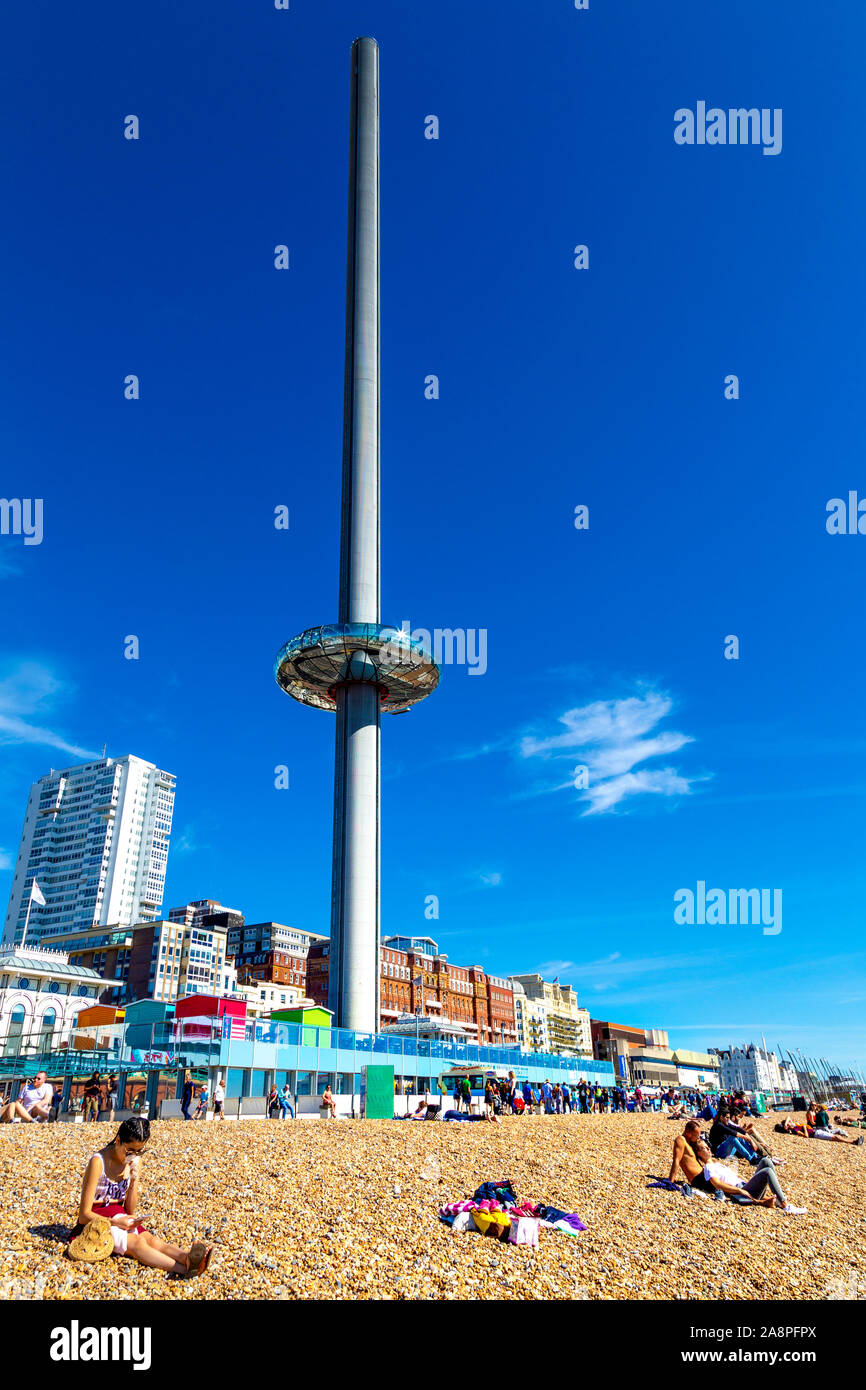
[442,1109,500,1123]
[0,1071,53,1123]
[669,1121,806,1212]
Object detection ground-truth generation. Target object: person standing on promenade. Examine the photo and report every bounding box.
[107,1074,119,1122]
[212,1076,225,1120]
[460,1076,472,1114]
[83,1071,102,1123]
[484,1078,496,1119]
[181,1071,194,1120]
[193,1080,209,1120]
[561,1081,572,1113]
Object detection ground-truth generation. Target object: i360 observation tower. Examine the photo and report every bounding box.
[274,38,439,1033]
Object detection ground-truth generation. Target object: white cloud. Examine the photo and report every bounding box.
[0,847,12,870]
[479,871,501,887]
[520,689,700,815]
[173,828,201,855]
[0,661,98,759]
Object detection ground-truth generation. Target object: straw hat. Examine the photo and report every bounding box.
[67,1216,114,1263]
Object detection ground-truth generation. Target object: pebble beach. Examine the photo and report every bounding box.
[1,1112,863,1301]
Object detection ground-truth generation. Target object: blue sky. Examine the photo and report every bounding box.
[1,1,864,1076]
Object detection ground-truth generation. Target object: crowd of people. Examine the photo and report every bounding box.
[0,1069,124,1123]
[666,1091,864,1214]
[440,1075,754,1119]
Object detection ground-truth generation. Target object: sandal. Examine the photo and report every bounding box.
[186,1242,211,1277]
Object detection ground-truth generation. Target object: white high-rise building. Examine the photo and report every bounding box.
[2,755,176,947]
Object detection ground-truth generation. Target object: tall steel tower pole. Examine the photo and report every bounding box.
[274,39,439,1037]
[331,36,381,1033]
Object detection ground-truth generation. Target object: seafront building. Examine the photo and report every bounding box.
[168,899,244,932]
[511,980,550,1053]
[47,924,134,1005]
[234,946,311,995]
[307,934,518,1046]
[0,945,115,1053]
[126,918,228,1003]
[591,1020,681,1087]
[0,937,825,1116]
[510,973,592,1056]
[0,981,615,1118]
[233,979,312,1017]
[671,1049,721,1090]
[709,1044,798,1093]
[226,919,328,960]
[2,755,175,948]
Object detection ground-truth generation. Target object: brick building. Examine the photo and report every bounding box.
[306,934,516,1046]
[234,949,308,992]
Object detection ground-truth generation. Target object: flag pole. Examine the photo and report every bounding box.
[20,885,34,951]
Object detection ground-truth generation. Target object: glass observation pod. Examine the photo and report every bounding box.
[274,623,440,713]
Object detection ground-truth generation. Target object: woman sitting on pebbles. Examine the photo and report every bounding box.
[68,1116,213,1276]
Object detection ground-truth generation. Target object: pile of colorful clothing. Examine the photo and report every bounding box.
[439,1179,587,1247]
